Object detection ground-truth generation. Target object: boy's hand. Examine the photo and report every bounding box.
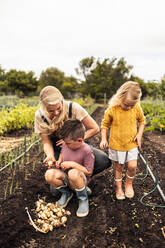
[56,160,61,169]
[100,140,108,150]
[60,161,73,171]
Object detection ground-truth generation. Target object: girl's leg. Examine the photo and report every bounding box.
[115,162,125,200]
[125,160,137,198]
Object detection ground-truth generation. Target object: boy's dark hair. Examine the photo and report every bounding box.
[59,119,85,140]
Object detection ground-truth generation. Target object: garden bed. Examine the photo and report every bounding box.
[0,107,165,248]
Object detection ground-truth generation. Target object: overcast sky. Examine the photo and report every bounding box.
[0,0,165,81]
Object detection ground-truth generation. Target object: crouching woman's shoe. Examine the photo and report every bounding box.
[75,186,89,217]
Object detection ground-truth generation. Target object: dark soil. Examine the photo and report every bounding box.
[0,107,165,248]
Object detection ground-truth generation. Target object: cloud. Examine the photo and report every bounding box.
[0,0,165,81]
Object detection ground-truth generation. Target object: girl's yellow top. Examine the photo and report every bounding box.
[101,104,146,151]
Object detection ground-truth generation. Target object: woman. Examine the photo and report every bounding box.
[34,86,111,193]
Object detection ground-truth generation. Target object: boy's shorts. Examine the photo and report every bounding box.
[108,147,138,164]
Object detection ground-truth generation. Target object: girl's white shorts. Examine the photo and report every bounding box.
[108,147,138,164]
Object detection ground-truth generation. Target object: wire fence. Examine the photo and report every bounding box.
[0,134,44,201]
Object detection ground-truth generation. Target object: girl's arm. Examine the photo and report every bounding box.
[100,128,109,150]
[134,123,145,149]
[138,123,145,136]
[100,107,112,149]
[135,105,146,149]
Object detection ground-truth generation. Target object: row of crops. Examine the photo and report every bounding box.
[0,95,40,109]
[0,97,164,136]
[141,100,165,132]
[0,103,39,135]
[0,96,99,136]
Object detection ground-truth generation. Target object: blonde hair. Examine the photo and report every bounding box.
[108,81,142,107]
[40,86,68,134]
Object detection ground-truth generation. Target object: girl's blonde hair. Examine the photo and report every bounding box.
[39,86,68,134]
[108,81,142,107]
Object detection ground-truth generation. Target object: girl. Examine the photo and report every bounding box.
[100,81,145,200]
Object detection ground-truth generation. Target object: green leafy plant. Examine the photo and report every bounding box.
[141,102,165,132]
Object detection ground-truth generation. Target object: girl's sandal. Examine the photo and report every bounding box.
[125,190,134,198]
[115,178,125,200]
[116,193,125,200]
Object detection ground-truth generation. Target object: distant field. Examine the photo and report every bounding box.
[0,95,40,109]
[0,95,164,134]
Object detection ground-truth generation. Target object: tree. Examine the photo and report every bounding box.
[75,57,96,98]
[144,81,161,99]
[75,56,95,82]
[0,66,6,81]
[76,57,133,100]
[0,80,8,95]
[61,76,79,98]
[5,70,38,96]
[38,67,66,93]
[38,67,79,98]
[160,76,165,99]
[129,75,148,98]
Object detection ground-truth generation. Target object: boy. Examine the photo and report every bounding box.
[45,119,94,217]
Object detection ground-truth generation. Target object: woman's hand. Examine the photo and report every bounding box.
[40,134,56,167]
[56,139,64,147]
[100,140,108,150]
[43,155,56,168]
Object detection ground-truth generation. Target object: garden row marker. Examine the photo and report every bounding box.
[139,151,165,203]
